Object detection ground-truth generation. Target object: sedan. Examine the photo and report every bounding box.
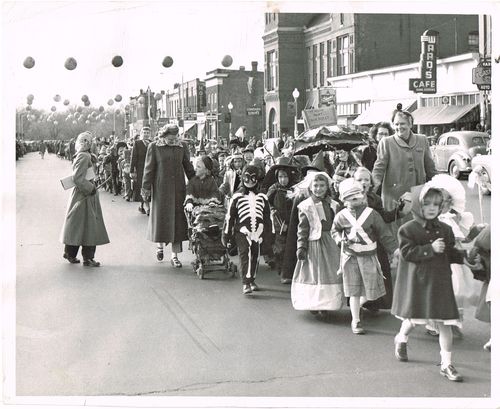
[431,131,490,178]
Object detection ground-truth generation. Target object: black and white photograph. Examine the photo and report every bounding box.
[1,1,497,408]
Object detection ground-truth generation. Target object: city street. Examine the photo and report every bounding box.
[14,152,491,398]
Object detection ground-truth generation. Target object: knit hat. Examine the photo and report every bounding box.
[338,178,364,201]
[199,155,213,173]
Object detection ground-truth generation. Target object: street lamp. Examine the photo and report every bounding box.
[228,101,233,139]
[292,88,300,137]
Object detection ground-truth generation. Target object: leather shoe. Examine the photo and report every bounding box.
[83,259,100,267]
[63,253,80,264]
[243,284,252,295]
[440,364,463,382]
[351,321,366,334]
[394,339,408,361]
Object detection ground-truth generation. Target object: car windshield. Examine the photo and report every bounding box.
[471,136,489,146]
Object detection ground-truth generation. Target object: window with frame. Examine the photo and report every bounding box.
[313,44,318,88]
[468,31,479,51]
[447,137,460,145]
[327,41,332,77]
[337,35,350,76]
[266,50,277,91]
[320,42,325,86]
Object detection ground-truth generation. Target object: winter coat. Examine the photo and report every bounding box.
[372,132,437,211]
[391,185,463,320]
[60,151,110,246]
[142,141,195,244]
[130,139,150,201]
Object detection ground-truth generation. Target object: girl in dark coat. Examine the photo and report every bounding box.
[392,184,472,382]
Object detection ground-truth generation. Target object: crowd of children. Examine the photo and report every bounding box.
[62,120,490,384]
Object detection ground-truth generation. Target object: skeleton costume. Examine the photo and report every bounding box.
[222,166,274,286]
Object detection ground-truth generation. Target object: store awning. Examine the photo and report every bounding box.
[352,99,416,126]
[412,103,479,125]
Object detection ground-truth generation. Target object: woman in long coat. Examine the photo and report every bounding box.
[130,126,151,213]
[142,124,195,267]
[60,131,109,266]
[372,109,437,234]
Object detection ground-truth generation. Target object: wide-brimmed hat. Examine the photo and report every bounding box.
[262,156,299,189]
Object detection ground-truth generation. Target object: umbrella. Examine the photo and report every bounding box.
[293,125,367,156]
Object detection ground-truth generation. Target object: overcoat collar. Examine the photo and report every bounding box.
[393,131,417,149]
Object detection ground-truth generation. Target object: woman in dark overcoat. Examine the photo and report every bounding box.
[142,124,195,267]
[130,126,151,213]
[60,131,109,266]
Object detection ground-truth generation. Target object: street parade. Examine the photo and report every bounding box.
[5,3,496,405]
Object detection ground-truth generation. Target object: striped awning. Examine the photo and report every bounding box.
[411,103,479,125]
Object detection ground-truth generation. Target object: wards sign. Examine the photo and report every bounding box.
[409,30,439,94]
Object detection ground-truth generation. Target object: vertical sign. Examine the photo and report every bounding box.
[197,82,207,111]
[409,30,439,94]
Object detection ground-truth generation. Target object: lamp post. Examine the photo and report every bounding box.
[228,101,233,140]
[292,88,300,137]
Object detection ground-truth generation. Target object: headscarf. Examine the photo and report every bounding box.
[75,131,93,152]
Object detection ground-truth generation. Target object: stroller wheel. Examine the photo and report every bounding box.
[196,266,204,280]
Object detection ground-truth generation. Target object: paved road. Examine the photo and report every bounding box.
[13,152,491,398]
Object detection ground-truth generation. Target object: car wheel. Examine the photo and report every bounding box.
[448,161,461,179]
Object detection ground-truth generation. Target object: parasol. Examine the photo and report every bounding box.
[293,125,367,156]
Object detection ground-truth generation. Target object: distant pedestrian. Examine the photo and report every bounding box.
[60,131,109,267]
[39,140,47,159]
[131,126,151,214]
[392,184,472,382]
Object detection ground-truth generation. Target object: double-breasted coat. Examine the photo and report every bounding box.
[60,151,110,246]
[142,141,195,244]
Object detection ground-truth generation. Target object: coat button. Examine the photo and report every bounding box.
[424,252,428,255]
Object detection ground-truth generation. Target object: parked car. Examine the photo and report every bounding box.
[431,131,490,178]
[470,153,492,195]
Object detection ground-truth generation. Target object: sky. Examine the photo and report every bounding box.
[2,1,267,111]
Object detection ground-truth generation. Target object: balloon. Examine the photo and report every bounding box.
[124,105,130,112]
[99,106,104,113]
[51,106,57,112]
[107,99,114,106]
[114,94,122,102]
[54,94,61,102]
[111,55,123,67]
[162,56,173,68]
[104,113,111,120]
[154,93,162,101]
[81,95,89,102]
[115,109,121,115]
[221,55,233,67]
[84,100,90,107]
[77,106,83,113]
[64,57,77,70]
[63,99,70,105]
[23,56,35,69]
[138,96,145,104]
[27,94,34,101]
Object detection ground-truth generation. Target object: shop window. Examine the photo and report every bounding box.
[337,35,350,76]
[313,44,318,88]
[266,50,277,91]
[320,42,325,86]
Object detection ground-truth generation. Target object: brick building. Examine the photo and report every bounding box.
[263,13,479,134]
[204,62,265,146]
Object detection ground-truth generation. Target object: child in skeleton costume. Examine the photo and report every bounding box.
[333,178,398,335]
[222,165,274,295]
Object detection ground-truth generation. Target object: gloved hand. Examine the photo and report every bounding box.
[185,203,194,212]
[296,248,307,260]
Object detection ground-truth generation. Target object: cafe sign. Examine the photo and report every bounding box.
[472,57,491,91]
[409,29,439,94]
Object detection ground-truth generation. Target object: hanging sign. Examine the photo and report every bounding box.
[409,30,439,94]
[472,57,491,91]
[302,106,337,129]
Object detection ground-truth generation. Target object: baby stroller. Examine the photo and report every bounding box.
[186,205,238,279]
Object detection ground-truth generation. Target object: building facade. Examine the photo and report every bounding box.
[263,13,480,135]
[204,62,264,146]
